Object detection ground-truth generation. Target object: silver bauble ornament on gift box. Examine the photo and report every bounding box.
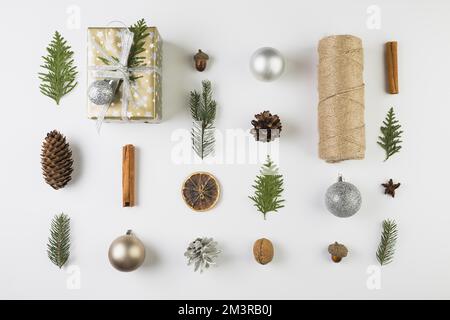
[88,80,115,105]
[249,47,285,81]
[108,230,145,272]
[325,175,362,218]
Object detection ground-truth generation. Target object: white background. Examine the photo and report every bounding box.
[0,0,448,299]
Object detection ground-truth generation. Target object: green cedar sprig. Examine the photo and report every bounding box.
[376,219,398,266]
[47,213,71,269]
[377,107,403,161]
[39,31,78,105]
[190,80,217,159]
[249,156,285,220]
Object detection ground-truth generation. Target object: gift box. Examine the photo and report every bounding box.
[87,26,162,123]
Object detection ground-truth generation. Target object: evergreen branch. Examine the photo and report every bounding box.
[191,120,215,159]
[98,56,119,66]
[47,213,71,269]
[200,80,217,124]
[376,219,398,266]
[249,156,285,220]
[98,19,149,81]
[190,91,201,121]
[189,80,217,159]
[377,107,403,161]
[39,31,78,105]
[128,18,149,69]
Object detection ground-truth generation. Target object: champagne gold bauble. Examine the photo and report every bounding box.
[182,172,220,211]
[108,230,145,272]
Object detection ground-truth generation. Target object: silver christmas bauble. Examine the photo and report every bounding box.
[249,47,285,81]
[325,176,362,218]
[88,80,115,105]
[108,230,145,272]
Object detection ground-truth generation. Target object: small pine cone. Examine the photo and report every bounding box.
[41,130,73,190]
[251,111,282,131]
[251,111,282,142]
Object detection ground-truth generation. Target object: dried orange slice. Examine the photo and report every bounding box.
[182,172,220,211]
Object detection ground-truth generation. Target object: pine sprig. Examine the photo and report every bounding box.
[39,31,78,105]
[376,219,398,266]
[192,120,215,159]
[128,18,149,68]
[98,18,149,81]
[249,156,285,220]
[190,80,217,159]
[377,107,403,161]
[47,213,71,269]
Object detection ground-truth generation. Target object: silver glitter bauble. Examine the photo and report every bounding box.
[249,47,285,81]
[88,80,115,105]
[325,176,362,218]
[108,230,145,272]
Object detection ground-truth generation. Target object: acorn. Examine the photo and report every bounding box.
[194,50,209,72]
[328,242,348,263]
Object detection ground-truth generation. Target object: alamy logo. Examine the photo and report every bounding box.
[366,265,381,290]
[66,5,81,30]
[171,128,280,165]
[366,5,381,30]
[66,265,81,290]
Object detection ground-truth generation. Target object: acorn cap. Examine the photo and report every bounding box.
[194,50,209,61]
[328,242,348,258]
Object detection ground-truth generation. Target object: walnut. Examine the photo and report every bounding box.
[253,238,274,265]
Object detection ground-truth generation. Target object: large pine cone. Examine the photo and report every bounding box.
[41,130,73,190]
[251,111,282,142]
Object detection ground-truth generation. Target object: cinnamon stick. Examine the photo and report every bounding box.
[122,144,135,207]
[386,41,399,94]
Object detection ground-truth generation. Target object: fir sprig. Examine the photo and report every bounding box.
[376,219,398,266]
[190,80,217,159]
[249,156,285,220]
[98,18,149,81]
[39,31,78,105]
[128,18,149,68]
[377,107,403,161]
[47,213,71,269]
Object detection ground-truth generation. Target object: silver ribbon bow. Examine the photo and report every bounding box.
[88,28,160,132]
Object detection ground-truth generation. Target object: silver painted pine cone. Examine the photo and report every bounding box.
[184,237,221,273]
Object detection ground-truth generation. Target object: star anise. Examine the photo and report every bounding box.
[382,179,400,198]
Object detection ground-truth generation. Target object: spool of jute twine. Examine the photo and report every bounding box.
[318,35,365,163]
